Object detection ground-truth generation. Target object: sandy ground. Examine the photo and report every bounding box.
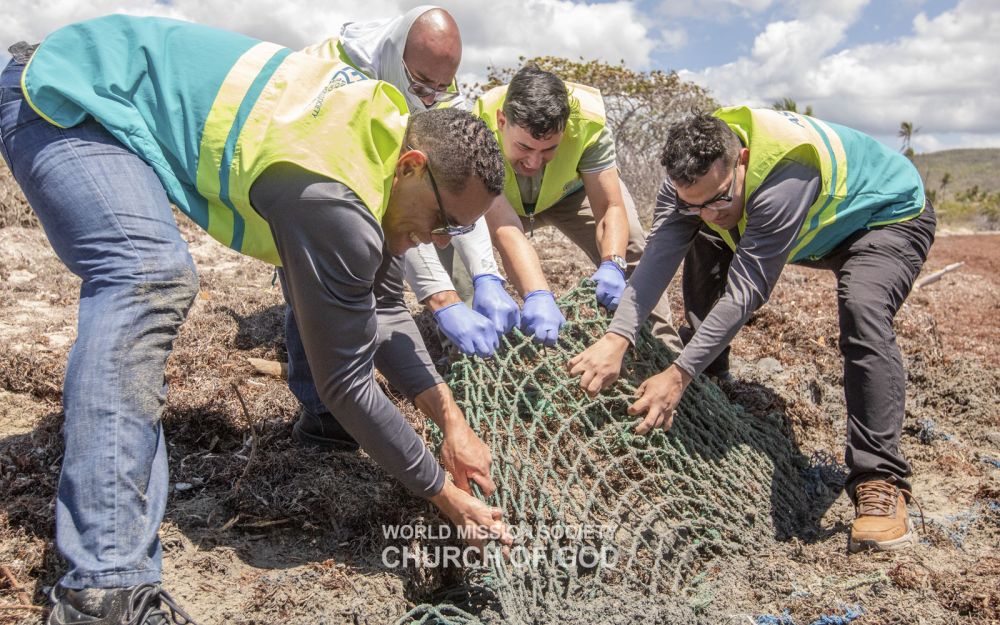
[0,215,998,624]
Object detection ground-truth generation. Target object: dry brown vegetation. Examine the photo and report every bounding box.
[1,158,998,624]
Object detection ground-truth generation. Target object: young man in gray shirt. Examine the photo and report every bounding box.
[569,109,934,554]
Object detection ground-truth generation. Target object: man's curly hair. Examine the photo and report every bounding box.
[660,113,741,186]
[502,65,572,139]
[405,107,505,197]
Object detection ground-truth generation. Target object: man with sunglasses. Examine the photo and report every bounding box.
[570,108,935,554]
[282,6,522,454]
[2,15,513,622]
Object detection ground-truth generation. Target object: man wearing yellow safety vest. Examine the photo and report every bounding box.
[405,65,684,352]
[570,109,935,554]
[1,15,511,624]
[279,6,523,453]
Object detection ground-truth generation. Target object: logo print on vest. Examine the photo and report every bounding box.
[312,67,369,117]
[331,67,367,89]
[778,111,806,129]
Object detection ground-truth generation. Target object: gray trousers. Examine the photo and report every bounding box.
[683,205,936,498]
[520,183,683,352]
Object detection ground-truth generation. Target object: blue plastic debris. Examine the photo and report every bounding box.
[756,610,796,625]
[755,606,864,625]
[916,418,952,444]
[809,605,864,625]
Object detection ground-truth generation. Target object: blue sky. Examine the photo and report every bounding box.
[2,0,997,152]
[645,0,957,72]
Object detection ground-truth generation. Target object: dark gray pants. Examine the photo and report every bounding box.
[682,205,936,498]
[681,226,733,376]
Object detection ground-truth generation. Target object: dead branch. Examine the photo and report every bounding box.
[247,358,287,379]
[231,383,260,496]
[0,604,44,612]
[0,565,30,605]
[915,261,964,289]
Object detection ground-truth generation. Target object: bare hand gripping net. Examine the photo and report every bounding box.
[398,282,809,624]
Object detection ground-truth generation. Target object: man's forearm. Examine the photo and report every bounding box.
[484,197,550,296]
[414,383,466,433]
[452,214,500,278]
[594,202,629,260]
[404,243,458,303]
[492,224,550,295]
[424,290,463,313]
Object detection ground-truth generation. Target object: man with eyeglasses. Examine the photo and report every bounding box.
[569,108,935,554]
[2,15,513,622]
[282,6,523,454]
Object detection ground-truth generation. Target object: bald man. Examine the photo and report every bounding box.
[397,8,462,109]
[280,8,515,493]
[302,6,463,111]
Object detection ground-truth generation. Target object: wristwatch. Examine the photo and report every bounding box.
[604,254,627,272]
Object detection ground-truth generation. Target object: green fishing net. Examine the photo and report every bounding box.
[397,281,808,624]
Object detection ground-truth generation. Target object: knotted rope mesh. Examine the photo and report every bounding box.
[398,281,808,624]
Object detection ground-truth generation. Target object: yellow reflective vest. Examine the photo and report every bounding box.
[711,106,925,262]
[22,15,408,265]
[474,82,606,217]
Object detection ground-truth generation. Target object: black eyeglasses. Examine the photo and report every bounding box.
[413,147,475,237]
[675,159,740,216]
[402,59,459,104]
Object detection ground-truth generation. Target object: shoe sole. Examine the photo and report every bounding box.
[291,420,360,452]
[848,517,917,553]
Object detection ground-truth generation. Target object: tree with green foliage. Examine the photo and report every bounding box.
[772,97,813,116]
[466,56,719,223]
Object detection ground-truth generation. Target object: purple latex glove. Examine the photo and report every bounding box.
[434,302,500,357]
[520,290,566,346]
[591,260,626,310]
[472,273,521,336]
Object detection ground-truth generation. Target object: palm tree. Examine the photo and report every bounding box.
[898,121,919,158]
[772,97,814,116]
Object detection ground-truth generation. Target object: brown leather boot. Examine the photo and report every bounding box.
[848,478,918,553]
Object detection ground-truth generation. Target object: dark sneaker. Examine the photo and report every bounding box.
[291,408,360,451]
[47,583,197,625]
[848,478,919,553]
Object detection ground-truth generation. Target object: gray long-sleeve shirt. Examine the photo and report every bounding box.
[608,159,821,377]
[250,163,444,498]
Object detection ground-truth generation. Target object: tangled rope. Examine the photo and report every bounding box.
[399,281,809,624]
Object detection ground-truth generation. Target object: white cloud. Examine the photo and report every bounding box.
[2,0,657,81]
[680,0,1000,148]
[0,0,403,51]
[5,0,995,151]
[658,27,689,51]
[450,0,655,74]
[779,0,868,20]
[658,0,776,20]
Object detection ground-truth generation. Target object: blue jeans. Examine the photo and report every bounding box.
[277,269,327,415]
[0,60,199,589]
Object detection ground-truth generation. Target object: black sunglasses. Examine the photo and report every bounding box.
[675,159,740,216]
[409,146,475,237]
